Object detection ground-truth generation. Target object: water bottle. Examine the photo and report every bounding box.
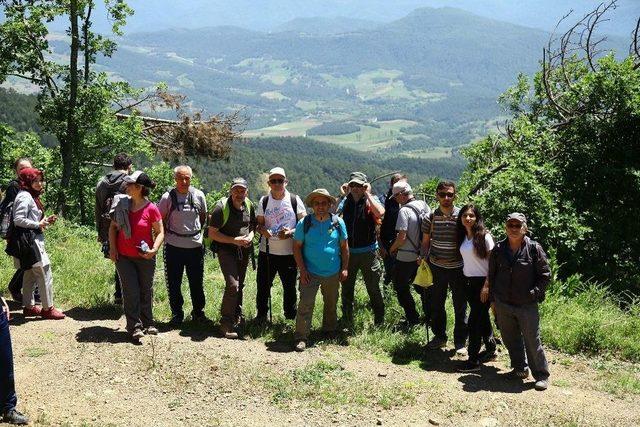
[139,240,150,253]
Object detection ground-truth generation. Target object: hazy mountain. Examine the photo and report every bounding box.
[71,0,638,36]
[273,17,380,34]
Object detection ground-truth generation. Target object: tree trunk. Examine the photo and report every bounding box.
[57,0,80,215]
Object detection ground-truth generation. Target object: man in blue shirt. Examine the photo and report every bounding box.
[292,189,349,351]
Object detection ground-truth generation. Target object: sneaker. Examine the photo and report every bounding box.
[145,326,159,335]
[41,306,65,320]
[455,346,468,357]
[131,329,145,342]
[426,336,447,350]
[2,408,29,425]
[458,361,481,373]
[510,368,530,379]
[478,350,498,363]
[23,305,42,317]
[220,325,238,339]
[294,340,306,352]
[534,379,549,391]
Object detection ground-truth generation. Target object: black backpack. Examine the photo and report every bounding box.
[0,181,19,239]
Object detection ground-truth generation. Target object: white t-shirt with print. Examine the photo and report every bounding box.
[460,233,495,277]
[256,191,306,255]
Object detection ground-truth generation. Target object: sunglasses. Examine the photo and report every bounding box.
[507,223,523,229]
[438,192,455,198]
[349,182,364,188]
[269,179,285,184]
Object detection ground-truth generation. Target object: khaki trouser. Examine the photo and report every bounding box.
[294,273,340,341]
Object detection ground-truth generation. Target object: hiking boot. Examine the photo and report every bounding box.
[510,368,530,379]
[131,328,145,342]
[294,340,306,352]
[145,326,159,335]
[220,325,238,339]
[458,361,481,373]
[23,305,42,317]
[192,312,210,323]
[41,306,65,320]
[478,350,498,363]
[426,336,447,350]
[169,314,184,327]
[455,346,468,357]
[534,379,549,391]
[2,408,29,425]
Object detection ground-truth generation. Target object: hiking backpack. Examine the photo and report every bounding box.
[399,202,430,255]
[165,188,203,237]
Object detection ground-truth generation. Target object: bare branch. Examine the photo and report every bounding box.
[467,162,509,198]
[632,17,640,68]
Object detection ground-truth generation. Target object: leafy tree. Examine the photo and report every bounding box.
[460,1,640,293]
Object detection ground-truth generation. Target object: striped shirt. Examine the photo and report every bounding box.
[422,206,463,269]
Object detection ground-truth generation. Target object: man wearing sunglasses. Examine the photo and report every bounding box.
[255,167,306,323]
[421,181,468,354]
[487,213,551,391]
[336,172,385,326]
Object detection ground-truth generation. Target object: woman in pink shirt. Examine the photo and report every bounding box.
[108,171,164,343]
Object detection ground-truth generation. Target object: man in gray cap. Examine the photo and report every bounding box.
[336,172,385,326]
[208,177,256,339]
[487,213,551,391]
[292,189,349,351]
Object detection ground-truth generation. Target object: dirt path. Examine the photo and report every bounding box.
[4,307,639,427]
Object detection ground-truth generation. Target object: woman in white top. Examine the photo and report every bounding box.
[456,204,496,371]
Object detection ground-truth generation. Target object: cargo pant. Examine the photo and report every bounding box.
[294,273,340,341]
[341,250,384,325]
[218,247,250,329]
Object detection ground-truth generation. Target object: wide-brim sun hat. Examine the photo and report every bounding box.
[304,188,334,207]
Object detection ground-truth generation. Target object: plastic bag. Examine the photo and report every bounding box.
[413,259,433,288]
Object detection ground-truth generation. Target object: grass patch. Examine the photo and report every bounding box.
[263,359,422,409]
[25,347,48,357]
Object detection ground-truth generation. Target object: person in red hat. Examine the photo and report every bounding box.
[6,167,65,320]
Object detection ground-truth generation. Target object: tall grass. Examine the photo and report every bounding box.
[2,221,640,363]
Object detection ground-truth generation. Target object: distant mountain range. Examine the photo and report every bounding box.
[61,0,638,36]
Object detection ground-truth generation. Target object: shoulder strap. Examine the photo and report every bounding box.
[303,215,313,234]
[261,195,269,213]
[402,204,423,252]
[331,214,344,239]
[290,193,297,216]
[221,197,230,229]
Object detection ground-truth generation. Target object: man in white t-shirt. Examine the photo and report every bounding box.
[255,167,306,323]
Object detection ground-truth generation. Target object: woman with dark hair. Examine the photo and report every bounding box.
[456,204,496,372]
[108,171,164,343]
[7,167,64,320]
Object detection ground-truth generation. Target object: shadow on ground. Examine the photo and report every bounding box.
[75,325,135,344]
[65,305,122,321]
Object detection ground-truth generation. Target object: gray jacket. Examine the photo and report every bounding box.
[109,194,132,239]
[13,191,42,230]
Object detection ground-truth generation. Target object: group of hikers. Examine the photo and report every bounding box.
[0,153,552,425]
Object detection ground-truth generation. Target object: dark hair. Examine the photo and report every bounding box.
[13,157,32,170]
[436,180,456,193]
[390,173,407,186]
[457,204,490,259]
[141,186,151,197]
[113,153,132,170]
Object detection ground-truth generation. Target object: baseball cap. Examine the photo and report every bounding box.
[268,167,286,179]
[230,177,248,189]
[392,181,412,197]
[348,172,368,186]
[506,212,527,224]
[123,170,156,188]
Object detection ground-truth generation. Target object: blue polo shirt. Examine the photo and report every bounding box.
[293,215,348,277]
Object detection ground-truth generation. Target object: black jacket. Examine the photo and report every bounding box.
[95,171,127,242]
[488,236,551,306]
[341,194,377,250]
[379,191,400,249]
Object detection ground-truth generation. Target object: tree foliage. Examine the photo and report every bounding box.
[460,2,640,293]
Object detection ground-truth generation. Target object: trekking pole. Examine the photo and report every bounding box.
[370,171,401,185]
[266,238,272,324]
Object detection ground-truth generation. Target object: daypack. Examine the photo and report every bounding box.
[302,213,345,239]
[165,188,203,237]
[399,202,429,254]
[208,196,255,255]
[0,182,19,239]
